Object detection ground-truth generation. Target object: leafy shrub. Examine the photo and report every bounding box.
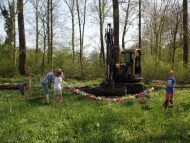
[53,49,105,79]
[26,50,44,75]
[0,63,16,77]
[0,44,16,77]
[142,56,170,80]
[142,55,190,82]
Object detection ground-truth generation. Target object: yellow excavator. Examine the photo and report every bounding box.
[82,24,144,96]
[104,23,144,94]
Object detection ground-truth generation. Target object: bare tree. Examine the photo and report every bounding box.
[92,0,110,64]
[183,0,188,65]
[112,0,120,65]
[30,0,40,54]
[50,0,53,69]
[121,0,131,49]
[46,0,54,70]
[64,0,76,63]
[40,13,47,75]
[168,2,182,63]
[139,0,141,49]
[97,0,108,64]
[47,0,51,67]
[76,0,87,77]
[13,0,16,67]
[143,0,171,58]
[17,0,26,75]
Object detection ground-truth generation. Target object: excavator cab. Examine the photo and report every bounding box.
[118,49,142,82]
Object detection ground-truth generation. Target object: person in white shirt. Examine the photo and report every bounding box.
[58,69,65,89]
[54,70,63,103]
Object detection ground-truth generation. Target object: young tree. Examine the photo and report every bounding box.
[92,0,110,64]
[40,13,47,75]
[76,0,87,77]
[64,0,76,63]
[50,0,53,69]
[139,0,141,49]
[47,0,51,66]
[12,0,16,67]
[121,0,131,49]
[167,2,182,63]
[17,0,26,75]
[143,0,171,58]
[30,0,40,54]
[97,0,108,64]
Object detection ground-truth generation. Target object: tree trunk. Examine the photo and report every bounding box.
[50,0,53,70]
[76,0,87,78]
[98,0,105,64]
[71,11,75,63]
[65,0,75,63]
[47,0,51,66]
[76,0,83,71]
[172,10,180,63]
[41,15,47,75]
[81,0,87,61]
[138,0,142,75]
[35,0,39,54]
[112,0,120,65]
[17,0,26,75]
[139,0,141,50]
[183,0,188,65]
[122,0,130,49]
[42,35,46,75]
[13,0,16,67]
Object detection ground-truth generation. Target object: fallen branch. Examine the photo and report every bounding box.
[0,83,20,89]
[0,83,27,95]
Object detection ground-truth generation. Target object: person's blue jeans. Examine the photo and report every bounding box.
[42,82,49,96]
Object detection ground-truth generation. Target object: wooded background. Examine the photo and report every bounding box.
[0,0,189,82]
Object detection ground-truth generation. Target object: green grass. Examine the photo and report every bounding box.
[0,83,190,143]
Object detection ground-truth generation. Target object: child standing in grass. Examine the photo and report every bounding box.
[164,70,176,108]
[54,70,63,104]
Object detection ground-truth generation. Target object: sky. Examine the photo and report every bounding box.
[0,15,6,44]
[0,0,139,56]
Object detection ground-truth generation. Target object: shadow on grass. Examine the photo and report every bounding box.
[120,100,135,108]
[25,96,48,106]
[176,101,190,112]
[133,134,189,143]
[77,95,87,100]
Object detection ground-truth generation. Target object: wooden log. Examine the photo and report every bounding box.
[0,83,27,95]
[0,83,20,89]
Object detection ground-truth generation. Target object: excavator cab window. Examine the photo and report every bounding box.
[120,51,133,76]
[121,52,132,65]
[135,50,141,74]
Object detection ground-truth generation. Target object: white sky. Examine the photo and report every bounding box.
[0,0,139,56]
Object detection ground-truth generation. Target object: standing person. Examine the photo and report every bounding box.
[42,69,58,103]
[59,69,65,89]
[164,70,176,108]
[59,69,65,80]
[54,70,63,103]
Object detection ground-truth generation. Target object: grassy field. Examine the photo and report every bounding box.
[0,80,190,143]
